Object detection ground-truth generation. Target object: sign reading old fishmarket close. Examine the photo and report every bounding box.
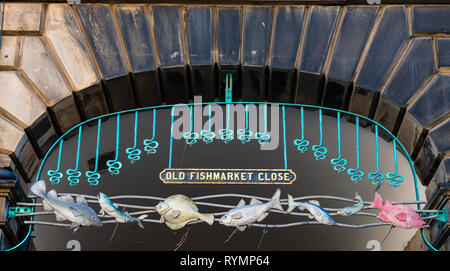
[159,168,296,184]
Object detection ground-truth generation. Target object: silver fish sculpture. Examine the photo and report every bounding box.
[30,180,103,232]
[219,189,283,231]
[336,192,365,216]
[287,194,335,225]
[97,192,148,229]
[156,194,214,230]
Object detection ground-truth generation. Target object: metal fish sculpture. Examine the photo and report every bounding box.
[336,192,365,216]
[155,194,214,230]
[218,189,283,231]
[287,195,335,225]
[97,192,148,229]
[369,192,426,229]
[30,180,103,232]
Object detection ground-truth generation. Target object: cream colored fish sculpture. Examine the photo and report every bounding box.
[219,189,283,231]
[155,194,214,230]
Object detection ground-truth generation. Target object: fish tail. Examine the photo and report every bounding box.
[136,215,148,229]
[271,189,283,211]
[30,180,46,198]
[199,213,215,225]
[369,192,383,209]
[287,194,295,213]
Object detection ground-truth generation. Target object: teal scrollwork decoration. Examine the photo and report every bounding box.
[386,139,404,188]
[255,104,270,144]
[293,107,309,153]
[143,109,159,154]
[237,104,253,144]
[201,105,215,144]
[219,104,233,143]
[330,112,347,173]
[312,109,327,160]
[106,115,122,175]
[66,126,82,186]
[126,111,142,163]
[347,117,364,182]
[368,125,384,186]
[183,106,199,145]
[47,140,64,185]
[85,119,102,186]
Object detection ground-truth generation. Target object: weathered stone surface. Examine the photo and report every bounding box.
[0,3,43,35]
[408,74,450,128]
[0,154,14,170]
[350,7,409,118]
[103,76,136,112]
[217,7,241,66]
[48,95,81,135]
[24,112,57,159]
[0,37,19,70]
[116,5,160,107]
[20,37,73,106]
[0,116,39,182]
[158,67,189,104]
[396,111,427,159]
[186,7,215,102]
[76,4,129,79]
[242,6,272,67]
[0,116,26,156]
[428,118,450,154]
[300,6,340,74]
[241,66,267,102]
[436,39,450,68]
[45,4,100,91]
[269,68,296,103]
[296,6,339,105]
[189,66,216,103]
[132,71,161,107]
[186,7,214,66]
[151,6,185,68]
[0,72,46,128]
[321,78,352,110]
[355,6,409,92]
[77,4,135,111]
[151,6,189,104]
[116,5,157,73]
[414,136,441,186]
[412,6,450,34]
[347,85,379,121]
[73,83,109,120]
[217,7,241,101]
[373,96,403,141]
[327,7,379,83]
[296,72,325,105]
[268,7,304,103]
[382,38,435,107]
[403,228,430,251]
[324,7,378,111]
[241,7,272,101]
[425,157,449,200]
[270,7,304,70]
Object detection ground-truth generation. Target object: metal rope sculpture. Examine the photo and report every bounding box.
[4,101,445,251]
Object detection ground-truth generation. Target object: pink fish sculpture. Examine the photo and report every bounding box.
[369,192,426,229]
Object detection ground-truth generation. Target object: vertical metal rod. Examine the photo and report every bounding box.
[282,106,287,169]
[107,115,122,175]
[47,140,64,184]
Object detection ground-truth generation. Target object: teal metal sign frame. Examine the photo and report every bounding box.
[3,102,440,251]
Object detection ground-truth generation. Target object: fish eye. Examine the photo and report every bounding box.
[92,216,97,220]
